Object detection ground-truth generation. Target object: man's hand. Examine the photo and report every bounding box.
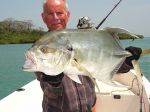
[125,46,142,60]
[35,71,64,86]
[125,46,142,67]
[42,73,64,82]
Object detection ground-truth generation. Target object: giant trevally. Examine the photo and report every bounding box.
[23,28,132,84]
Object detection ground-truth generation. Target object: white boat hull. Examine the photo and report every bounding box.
[0,70,150,112]
[95,70,150,112]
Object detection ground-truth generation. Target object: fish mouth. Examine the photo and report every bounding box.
[22,52,37,71]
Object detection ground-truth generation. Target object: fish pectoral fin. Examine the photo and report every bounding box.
[70,59,101,92]
[64,61,82,84]
[71,60,97,83]
[64,71,82,84]
[71,59,91,77]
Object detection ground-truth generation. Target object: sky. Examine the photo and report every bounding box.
[0,0,150,37]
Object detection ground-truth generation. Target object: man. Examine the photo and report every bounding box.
[36,0,96,112]
[36,0,142,112]
[77,16,96,29]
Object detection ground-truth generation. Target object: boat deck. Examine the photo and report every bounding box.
[0,72,150,112]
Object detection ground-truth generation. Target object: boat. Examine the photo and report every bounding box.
[95,70,150,112]
[0,69,149,112]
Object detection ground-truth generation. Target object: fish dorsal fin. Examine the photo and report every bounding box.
[102,27,140,39]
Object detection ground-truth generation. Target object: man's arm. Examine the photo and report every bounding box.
[117,46,142,73]
[35,72,64,87]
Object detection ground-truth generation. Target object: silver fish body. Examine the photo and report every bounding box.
[23,29,131,83]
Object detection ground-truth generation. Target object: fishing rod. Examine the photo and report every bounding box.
[95,0,123,29]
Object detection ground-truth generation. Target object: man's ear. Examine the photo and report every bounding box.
[41,13,46,24]
[66,11,70,22]
[67,11,70,18]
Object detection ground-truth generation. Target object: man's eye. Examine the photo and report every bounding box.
[57,12,64,16]
[45,12,53,16]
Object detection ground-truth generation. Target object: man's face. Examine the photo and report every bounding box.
[42,0,70,30]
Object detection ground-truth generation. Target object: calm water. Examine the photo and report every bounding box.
[0,37,150,100]
[0,44,35,100]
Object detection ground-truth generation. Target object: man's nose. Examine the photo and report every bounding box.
[53,13,59,19]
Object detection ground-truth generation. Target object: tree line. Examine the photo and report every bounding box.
[0,18,45,44]
[0,18,144,44]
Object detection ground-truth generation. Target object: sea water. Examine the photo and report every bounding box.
[0,37,150,100]
[0,44,35,100]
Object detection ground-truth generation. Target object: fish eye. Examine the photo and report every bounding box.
[40,47,49,54]
[40,46,57,54]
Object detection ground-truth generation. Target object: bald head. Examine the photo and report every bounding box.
[42,0,70,30]
[43,0,68,12]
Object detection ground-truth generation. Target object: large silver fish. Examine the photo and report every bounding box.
[23,28,132,84]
